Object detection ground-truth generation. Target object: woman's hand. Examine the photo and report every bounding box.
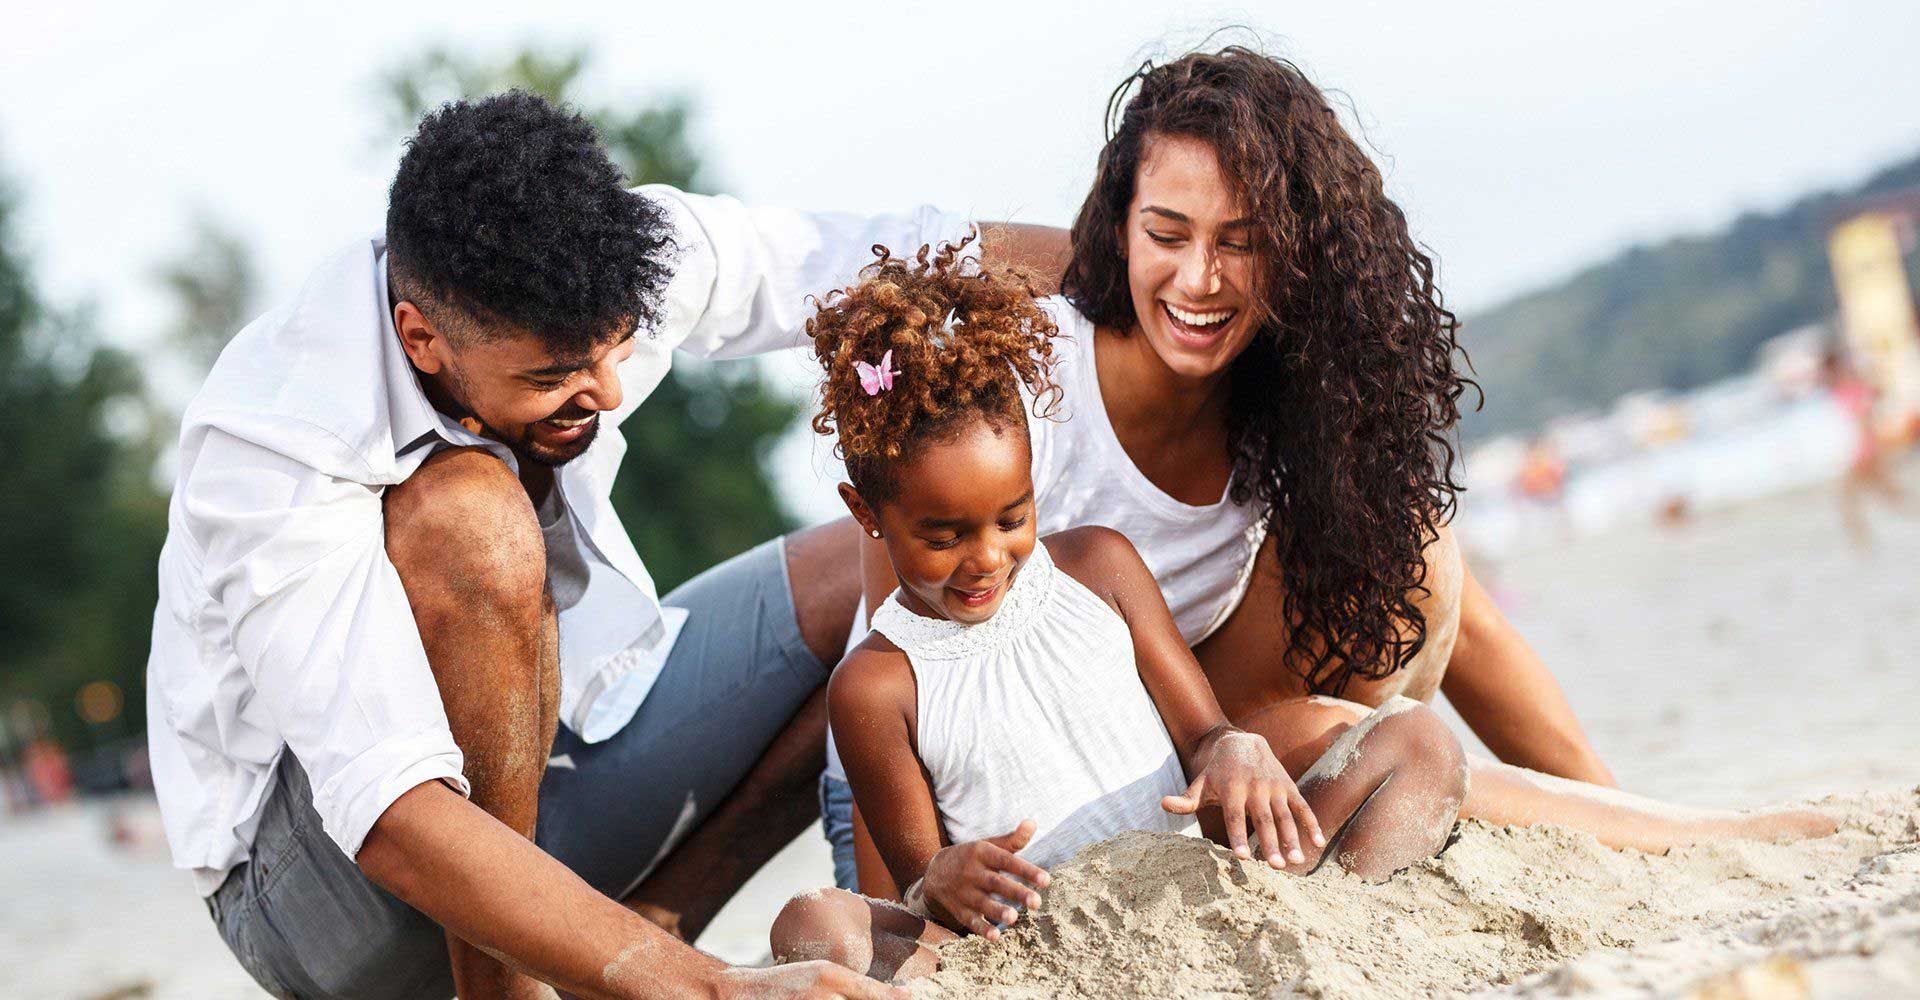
[1163,729,1324,868]
[918,820,1050,940]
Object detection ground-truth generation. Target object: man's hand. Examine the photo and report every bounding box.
[919,821,1049,940]
[716,962,909,999]
[1163,729,1324,868]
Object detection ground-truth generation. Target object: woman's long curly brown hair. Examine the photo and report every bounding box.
[809,237,1060,503]
[1063,47,1475,696]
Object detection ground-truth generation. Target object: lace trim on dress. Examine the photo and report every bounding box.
[870,541,1059,660]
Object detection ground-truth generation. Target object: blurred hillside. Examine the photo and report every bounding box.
[1460,151,1920,440]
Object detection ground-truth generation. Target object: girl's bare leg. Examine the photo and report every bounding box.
[770,888,956,983]
[1237,697,1468,881]
[1238,696,1834,854]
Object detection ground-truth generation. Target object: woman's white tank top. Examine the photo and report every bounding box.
[1027,297,1266,645]
[868,539,1196,869]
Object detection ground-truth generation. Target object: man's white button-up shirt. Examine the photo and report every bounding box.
[145,185,973,893]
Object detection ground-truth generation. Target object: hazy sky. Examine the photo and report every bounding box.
[4,1,1917,516]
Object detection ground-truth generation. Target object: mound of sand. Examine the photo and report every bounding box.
[912,788,1920,998]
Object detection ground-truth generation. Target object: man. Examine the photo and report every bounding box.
[147,91,1060,999]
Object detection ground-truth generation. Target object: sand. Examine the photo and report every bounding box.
[9,465,1918,997]
[913,789,1920,999]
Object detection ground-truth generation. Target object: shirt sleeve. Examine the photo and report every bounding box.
[182,428,469,862]
[640,184,979,361]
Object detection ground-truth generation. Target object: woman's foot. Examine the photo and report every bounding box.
[1719,807,1839,844]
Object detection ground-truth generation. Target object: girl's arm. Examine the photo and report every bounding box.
[1045,527,1322,866]
[829,645,1045,936]
[849,534,903,900]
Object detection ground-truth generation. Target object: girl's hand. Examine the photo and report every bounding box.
[1162,729,1324,868]
[920,820,1050,940]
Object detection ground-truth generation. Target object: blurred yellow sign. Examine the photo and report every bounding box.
[1829,213,1920,441]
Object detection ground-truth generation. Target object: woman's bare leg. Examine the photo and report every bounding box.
[1239,696,1835,853]
[1464,758,1835,850]
[770,888,955,983]
[1238,697,1466,880]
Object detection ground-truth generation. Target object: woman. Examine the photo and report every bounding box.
[823,46,1832,896]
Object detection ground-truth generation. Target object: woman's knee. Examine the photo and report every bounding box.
[1365,699,1469,799]
[1236,696,1369,775]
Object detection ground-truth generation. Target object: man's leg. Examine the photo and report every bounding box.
[384,447,560,999]
[619,517,865,941]
[523,516,863,944]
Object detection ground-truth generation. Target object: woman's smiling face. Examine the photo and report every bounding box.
[1121,133,1263,381]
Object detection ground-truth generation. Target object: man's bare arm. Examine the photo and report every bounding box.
[1441,562,1617,786]
[358,781,904,1000]
[978,222,1070,295]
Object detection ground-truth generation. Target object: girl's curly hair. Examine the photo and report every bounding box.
[1063,47,1476,696]
[809,237,1060,504]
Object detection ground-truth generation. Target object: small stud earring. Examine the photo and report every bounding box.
[868,529,881,539]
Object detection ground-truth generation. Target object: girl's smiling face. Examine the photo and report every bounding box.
[842,415,1038,626]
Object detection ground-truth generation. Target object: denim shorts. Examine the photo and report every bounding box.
[818,772,859,891]
[206,536,826,1000]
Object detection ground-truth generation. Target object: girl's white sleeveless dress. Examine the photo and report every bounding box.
[868,539,1198,870]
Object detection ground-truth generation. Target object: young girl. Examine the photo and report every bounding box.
[769,242,1470,982]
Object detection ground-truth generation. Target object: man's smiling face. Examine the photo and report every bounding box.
[394,297,636,467]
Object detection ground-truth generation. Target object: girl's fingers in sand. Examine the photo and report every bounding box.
[964,886,1015,928]
[1222,794,1251,859]
[982,843,1050,890]
[1250,793,1283,865]
[1291,786,1326,848]
[957,899,1003,941]
[985,870,1042,911]
[1162,774,1207,815]
[1272,791,1305,865]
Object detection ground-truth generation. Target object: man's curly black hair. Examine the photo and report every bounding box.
[385,90,676,355]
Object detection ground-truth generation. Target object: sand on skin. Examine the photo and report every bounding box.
[912,788,1920,999]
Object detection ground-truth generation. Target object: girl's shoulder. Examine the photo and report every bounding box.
[826,630,914,719]
[1041,526,1156,603]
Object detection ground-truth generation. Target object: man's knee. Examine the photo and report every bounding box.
[384,447,544,611]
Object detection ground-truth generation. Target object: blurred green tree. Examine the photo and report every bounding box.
[157,213,257,375]
[379,46,801,592]
[0,175,165,751]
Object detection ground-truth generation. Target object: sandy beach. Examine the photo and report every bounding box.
[915,791,1920,998]
[6,463,1917,998]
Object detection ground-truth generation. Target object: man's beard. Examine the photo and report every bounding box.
[441,363,600,468]
[517,414,600,467]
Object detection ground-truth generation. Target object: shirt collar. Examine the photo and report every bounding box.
[376,247,468,460]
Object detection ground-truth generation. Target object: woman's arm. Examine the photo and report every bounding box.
[1441,560,1617,786]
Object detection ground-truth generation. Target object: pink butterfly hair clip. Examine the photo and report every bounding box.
[856,349,901,396]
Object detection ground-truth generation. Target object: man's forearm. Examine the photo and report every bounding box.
[359,781,728,1000]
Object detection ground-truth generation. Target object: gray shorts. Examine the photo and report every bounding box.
[206,537,825,1000]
